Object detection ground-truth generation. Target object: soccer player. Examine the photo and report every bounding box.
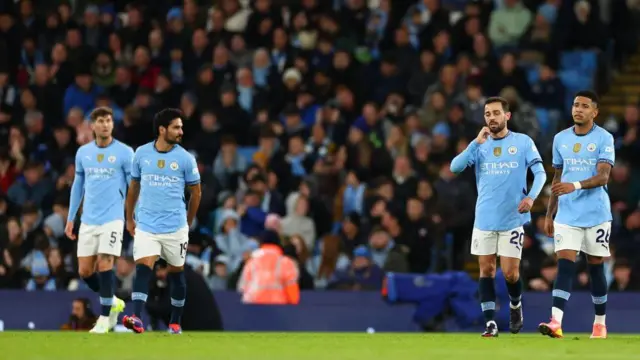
[450,97,547,337]
[538,90,614,339]
[122,108,202,334]
[65,107,132,333]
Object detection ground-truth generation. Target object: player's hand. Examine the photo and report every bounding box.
[127,219,136,237]
[544,217,554,237]
[551,182,576,196]
[517,197,534,213]
[475,127,491,144]
[65,221,76,240]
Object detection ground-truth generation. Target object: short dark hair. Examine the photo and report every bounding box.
[89,107,113,122]
[575,90,599,107]
[484,96,510,112]
[153,108,183,136]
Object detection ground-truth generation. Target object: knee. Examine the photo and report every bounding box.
[97,255,114,272]
[78,267,94,279]
[503,268,520,283]
[479,261,497,278]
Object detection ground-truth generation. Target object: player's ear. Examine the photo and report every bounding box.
[505,111,512,121]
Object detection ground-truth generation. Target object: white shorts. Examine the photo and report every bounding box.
[554,221,611,257]
[77,220,124,257]
[133,226,189,266]
[471,226,524,259]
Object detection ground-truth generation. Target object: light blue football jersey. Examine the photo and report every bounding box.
[452,132,543,231]
[131,142,201,234]
[552,125,614,228]
[68,139,134,225]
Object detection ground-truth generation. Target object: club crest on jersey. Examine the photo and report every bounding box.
[508,146,517,155]
[555,234,563,245]
[157,160,165,169]
[108,156,116,163]
[97,154,104,163]
[493,147,502,157]
[587,143,596,152]
[573,143,581,153]
[170,161,179,171]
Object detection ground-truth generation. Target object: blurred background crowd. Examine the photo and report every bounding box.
[1,0,640,299]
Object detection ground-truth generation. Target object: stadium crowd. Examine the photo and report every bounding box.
[1,0,640,298]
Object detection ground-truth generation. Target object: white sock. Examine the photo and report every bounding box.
[510,301,521,309]
[552,307,564,324]
[594,315,606,325]
[487,320,497,327]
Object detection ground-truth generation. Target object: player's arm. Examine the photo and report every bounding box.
[66,152,85,239]
[528,162,547,199]
[126,149,142,226]
[575,162,612,189]
[450,127,489,173]
[450,140,480,173]
[186,183,201,227]
[67,169,85,223]
[122,147,134,185]
[125,179,140,223]
[185,154,202,227]
[546,167,562,218]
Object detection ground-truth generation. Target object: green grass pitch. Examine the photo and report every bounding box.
[1,332,638,359]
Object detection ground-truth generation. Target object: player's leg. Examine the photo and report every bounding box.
[160,226,189,334]
[497,227,525,334]
[471,229,499,337]
[123,229,161,334]
[76,223,100,293]
[91,220,126,332]
[584,222,612,339]
[538,222,582,338]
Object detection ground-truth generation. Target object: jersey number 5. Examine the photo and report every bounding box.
[510,231,524,250]
[109,231,118,247]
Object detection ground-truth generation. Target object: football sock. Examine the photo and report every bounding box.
[98,270,115,317]
[552,258,576,324]
[479,277,496,323]
[589,263,607,325]
[505,276,523,308]
[169,271,186,325]
[132,264,153,318]
[82,272,100,292]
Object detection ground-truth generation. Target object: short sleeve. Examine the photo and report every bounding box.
[598,132,615,167]
[525,137,542,167]
[131,148,142,180]
[74,150,85,175]
[552,136,563,169]
[184,153,201,186]
[122,146,134,176]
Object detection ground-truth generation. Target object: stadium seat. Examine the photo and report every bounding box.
[535,108,551,134]
[560,51,598,74]
[236,146,258,162]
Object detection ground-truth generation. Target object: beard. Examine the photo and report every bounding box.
[488,121,506,134]
[164,134,182,144]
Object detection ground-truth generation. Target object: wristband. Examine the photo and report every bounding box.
[573,181,582,190]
